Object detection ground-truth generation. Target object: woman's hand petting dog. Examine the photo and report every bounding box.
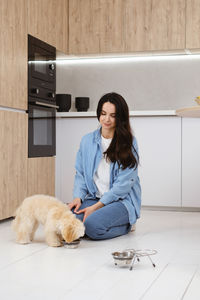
[68,198,82,212]
[76,202,104,222]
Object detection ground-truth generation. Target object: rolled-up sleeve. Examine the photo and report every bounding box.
[100,165,138,205]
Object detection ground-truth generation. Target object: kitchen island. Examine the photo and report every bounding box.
[56,110,200,210]
[176,106,200,118]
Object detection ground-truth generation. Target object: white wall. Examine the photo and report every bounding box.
[56,55,200,112]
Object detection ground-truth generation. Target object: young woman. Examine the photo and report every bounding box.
[68,92,141,240]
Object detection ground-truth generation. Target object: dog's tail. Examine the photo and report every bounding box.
[11,205,22,232]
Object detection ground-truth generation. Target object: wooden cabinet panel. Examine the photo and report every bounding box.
[99,0,126,53]
[125,0,185,52]
[69,0,127,54]
[28,0,68,53]
[0,0,27,110]
[186,0,200,49]
[27,157,55,197]
[69,0,101,54]
[0,111,28,220]
[69,0,185,54]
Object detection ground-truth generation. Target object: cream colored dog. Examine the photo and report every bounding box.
[12,195,85,247]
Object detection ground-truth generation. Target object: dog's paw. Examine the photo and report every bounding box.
[16,239,30,244]
[47,241,63,247]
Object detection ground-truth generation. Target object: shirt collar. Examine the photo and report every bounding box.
[94,127,102,145]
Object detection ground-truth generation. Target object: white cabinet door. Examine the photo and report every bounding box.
[131,117,181,207]
[56,118,99,203]
[182,118,200,207]
[56,116,182,207]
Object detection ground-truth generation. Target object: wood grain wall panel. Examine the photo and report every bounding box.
[69,0,126,54]
[0,111,28,220]
[28,0,68,53]
[186,0,200,49]
[0,0,27,110]
[69,0,101,54]
[27,157,55,197]
[69,0,185,54]
[99,0,126,53]
[125,0,186,51]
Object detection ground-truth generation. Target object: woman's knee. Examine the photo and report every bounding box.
[84,217,105,240]
[84,217,130,240]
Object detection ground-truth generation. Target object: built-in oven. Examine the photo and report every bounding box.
[28,35,57,158]
[28,103,56,157]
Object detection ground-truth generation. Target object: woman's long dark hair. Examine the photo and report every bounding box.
[96,92,139,170]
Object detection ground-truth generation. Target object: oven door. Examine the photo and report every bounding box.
[28,104,56,157]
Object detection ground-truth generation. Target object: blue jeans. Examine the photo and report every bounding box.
[72,199,134,240]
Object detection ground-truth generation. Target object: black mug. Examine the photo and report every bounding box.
[56,94,71,112]
[75,97,90,112]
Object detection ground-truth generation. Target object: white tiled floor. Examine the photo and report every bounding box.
[1,209,200,300]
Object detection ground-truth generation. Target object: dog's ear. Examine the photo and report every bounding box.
[62,225,76,243]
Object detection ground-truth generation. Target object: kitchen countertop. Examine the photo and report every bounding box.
[56,110,177,118]
[176,106,200,118]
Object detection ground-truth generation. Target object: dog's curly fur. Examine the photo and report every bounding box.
[12,195,85,247]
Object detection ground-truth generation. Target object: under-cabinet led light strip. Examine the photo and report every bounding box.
[57,55,200,64]
[30,53,200,65]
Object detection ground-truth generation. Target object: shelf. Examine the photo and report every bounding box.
[176,106,200,118]
[56,110,176,118]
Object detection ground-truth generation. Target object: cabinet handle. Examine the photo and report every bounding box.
[35,101,59,108]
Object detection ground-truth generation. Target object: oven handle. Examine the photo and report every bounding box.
[35,101,59,109]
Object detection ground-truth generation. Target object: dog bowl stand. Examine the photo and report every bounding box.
[129,251,156,271]
[112,249,157,271]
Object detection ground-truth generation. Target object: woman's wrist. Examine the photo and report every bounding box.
[93,201,104,211]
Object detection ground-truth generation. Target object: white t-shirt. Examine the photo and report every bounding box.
[93,135,112,198]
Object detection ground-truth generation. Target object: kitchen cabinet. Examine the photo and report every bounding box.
[69,0,185,54]
[27,157,55,197]
[28,0,68,53]
[0,111,28,220]
[186,0,200,49]
[125,0,185,52]
[69,0,124,54]
[56,115,182,207]
[182,118,200,207]
[176,106,200,118]
[0,0,27,110]
[132,117,182,207]
[56,117,98,202]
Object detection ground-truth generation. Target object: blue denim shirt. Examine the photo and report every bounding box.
[73,128,141,224]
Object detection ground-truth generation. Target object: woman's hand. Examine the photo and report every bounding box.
[68,198,81,213]
[77,201,104,222]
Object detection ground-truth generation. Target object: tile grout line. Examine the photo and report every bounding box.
[59,258,111,298]
[99,273,127,300]
[139,263,169,300]
[0,246,48,272]
[181,266,199,300]
[61,257,124,300]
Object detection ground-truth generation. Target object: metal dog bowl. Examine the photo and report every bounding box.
[64,238,81,249]
[112,250,135,267]
[112,249,157,270]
